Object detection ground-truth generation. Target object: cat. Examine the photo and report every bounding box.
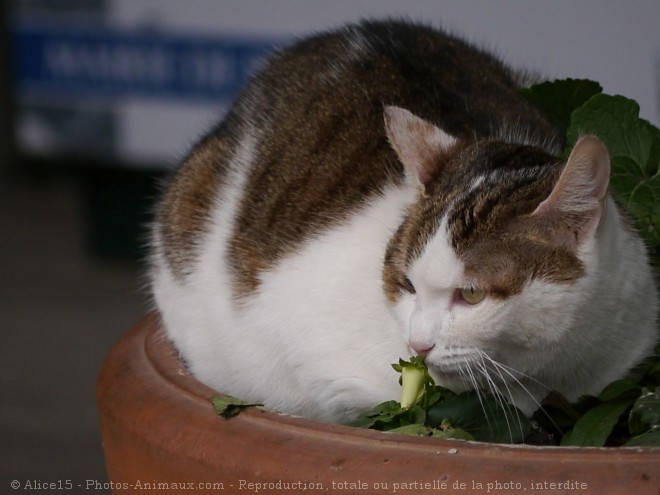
[149,19,658,424]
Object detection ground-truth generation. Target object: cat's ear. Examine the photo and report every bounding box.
[532,135,610,249]
[384,106,458,190]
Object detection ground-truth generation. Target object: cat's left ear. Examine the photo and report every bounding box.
[384,106,458,191]
[532,135,610,249]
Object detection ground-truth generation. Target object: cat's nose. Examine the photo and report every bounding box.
[410,342,435,359]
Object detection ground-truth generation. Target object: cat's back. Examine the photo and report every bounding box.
[155,20,558,295]
[148,20,658,423]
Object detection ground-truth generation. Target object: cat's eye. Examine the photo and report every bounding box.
[400,276,416,294]
[458,287,486,305]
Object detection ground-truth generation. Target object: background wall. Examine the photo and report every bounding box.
[12,0,660,167]
[104,0,660,164]
[2,1,659,492]
[104,0,660,163]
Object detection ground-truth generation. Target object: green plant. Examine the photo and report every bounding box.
[352,80,660,446]
[351,358,531,444]
[352,351,659,446]
[212,80,659,447]
[521,79,660,265]
[211,395,262,418]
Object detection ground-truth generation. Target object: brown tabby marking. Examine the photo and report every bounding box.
[383,142,586,303]
[223,22,561,300]
[159,21,562,298]
[158,131,231,277]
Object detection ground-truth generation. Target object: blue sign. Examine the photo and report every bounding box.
[12,21,284,101]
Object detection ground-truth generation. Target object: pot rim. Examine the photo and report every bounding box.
[98,313,659,494]
[142,312,656,461]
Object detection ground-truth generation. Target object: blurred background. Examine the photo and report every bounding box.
[1,0,658,492]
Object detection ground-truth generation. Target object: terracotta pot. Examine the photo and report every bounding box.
[97,314,659,494]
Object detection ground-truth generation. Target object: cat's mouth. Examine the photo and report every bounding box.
[426,347,549,415]
[426,346,522,390]
[427,345,480,370]
[426,365,470,394]
[425,346,484,390]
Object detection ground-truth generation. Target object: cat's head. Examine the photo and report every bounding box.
[382,106,610,409]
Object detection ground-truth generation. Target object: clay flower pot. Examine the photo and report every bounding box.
[97,314,659,494]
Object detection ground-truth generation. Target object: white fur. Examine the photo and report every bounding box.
[152,135,418,421]
[392,198,658,415]
[154,168,657,423]
[153,129,657,422]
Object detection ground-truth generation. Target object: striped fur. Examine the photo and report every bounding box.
[150,20,658,423]
[157,20,561,298]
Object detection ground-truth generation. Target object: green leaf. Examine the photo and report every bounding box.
[431,424,476,441]
[211,395,263,419]
[350,401,426,431]
[646,361,660,384]
[426,391,530,444]
[599,380,642,402]
[628,388,660,436]
[560,429,574,445]
[350,400,402,429]
[625,430,660,447]
[519,78,602,135]
[536,391,585,433]
[565,93,660,251]
[566,94,655,163]
[386,424,431,436]
[610,156,660,246]
[625,353,659,384]
[561,400,631,447]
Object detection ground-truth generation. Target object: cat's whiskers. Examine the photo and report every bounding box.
[476,352,520,409]
[478,353,552,392]
[476,350,564,436]
[477,351,546,412]
[473,360,511,440]
[456,361,471,391]
[474,353,525,443]
[434,348,564,442]
[461,356,493,432]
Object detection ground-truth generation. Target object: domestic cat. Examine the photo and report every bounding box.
[150,20,658,423]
